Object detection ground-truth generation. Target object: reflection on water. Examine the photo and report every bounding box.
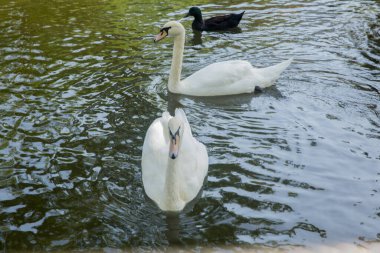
[0,0,380,251]
[191,30,203,45]
[190,27,243,45]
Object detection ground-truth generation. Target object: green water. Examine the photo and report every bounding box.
[0,0,379,251]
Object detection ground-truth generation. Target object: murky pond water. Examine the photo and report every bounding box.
[0,0,379,251]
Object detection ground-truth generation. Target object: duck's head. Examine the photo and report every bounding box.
[154,21,185,43]
[167,117,184,160]
[184,7,202,18]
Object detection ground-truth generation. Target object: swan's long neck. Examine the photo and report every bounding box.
[164,157,182,210]
[168,33,185,93]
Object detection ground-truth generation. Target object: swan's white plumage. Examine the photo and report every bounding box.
[141,109,208,211]
[155,21,293,96]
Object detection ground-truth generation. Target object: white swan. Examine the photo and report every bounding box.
[154,21,293,96]
[141,108,208,212]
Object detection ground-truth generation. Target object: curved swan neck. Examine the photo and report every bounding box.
[164,158,181,209]
[168,33,185,93]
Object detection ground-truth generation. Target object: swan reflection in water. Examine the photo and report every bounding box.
[167,85,284,115]
[163,187,205,245]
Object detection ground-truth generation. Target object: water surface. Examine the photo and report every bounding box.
[0,0,379,251]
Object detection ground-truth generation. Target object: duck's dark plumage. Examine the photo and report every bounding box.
[185,7,244,32]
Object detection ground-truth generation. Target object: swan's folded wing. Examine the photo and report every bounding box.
[181,60,255,96]
[142,113,171,164]
[141,113,171,201]
[178,138,208,202]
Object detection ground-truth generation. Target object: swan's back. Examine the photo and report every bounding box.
[181,60,254,96]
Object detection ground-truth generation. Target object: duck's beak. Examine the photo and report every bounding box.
[169,135,180,159]
[154,31,168,43]
[184,13,189,18]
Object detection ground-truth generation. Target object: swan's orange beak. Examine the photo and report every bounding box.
[154,31,168,43]
[169,135,180,159]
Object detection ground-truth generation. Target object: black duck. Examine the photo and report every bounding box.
[185,7,244,31]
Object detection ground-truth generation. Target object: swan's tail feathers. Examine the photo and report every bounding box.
[257,58,293,88]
